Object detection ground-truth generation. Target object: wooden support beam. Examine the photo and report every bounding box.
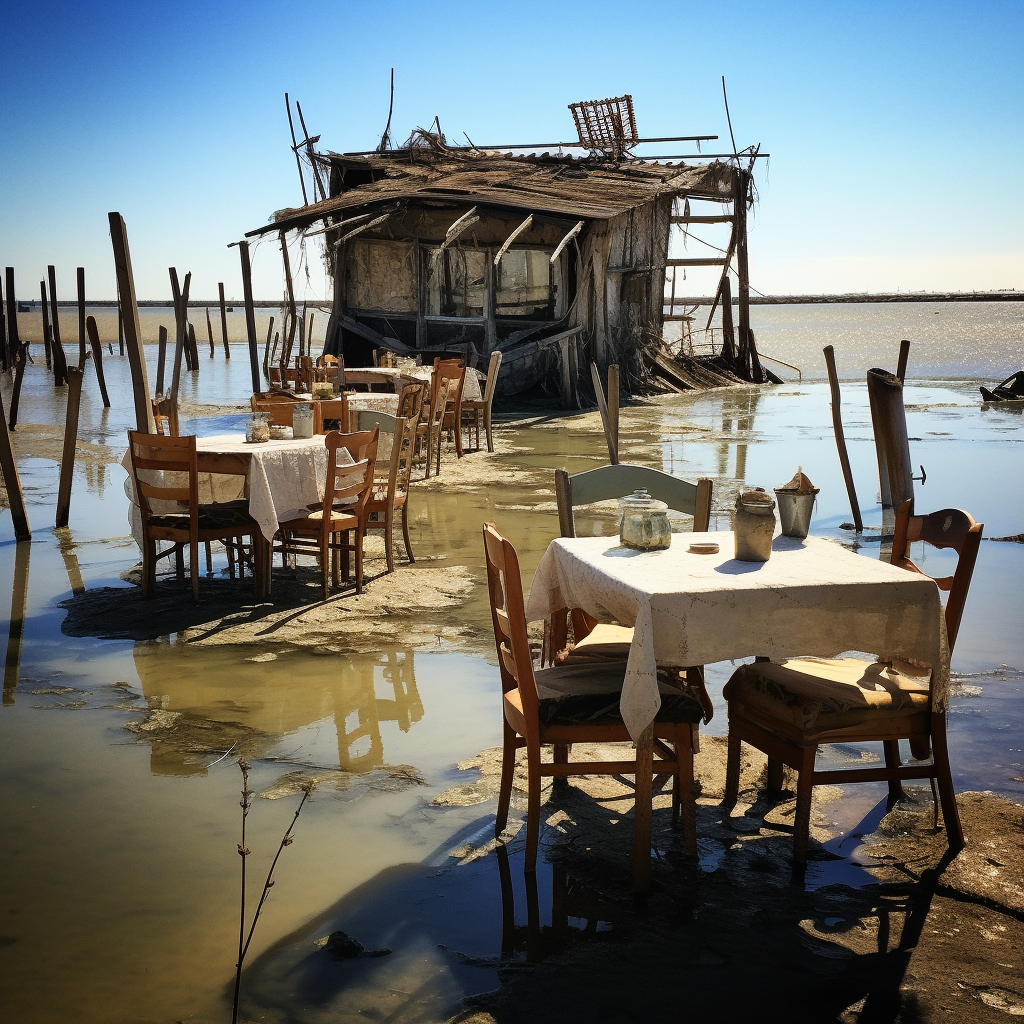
[5,268,21,362]
[823,345,863,533]
[671,215,735,224]
[896,338,910,383]
[55,366,84,528]
[607,364,620,465]
[108,213,154,433]
[40,281,52,370]
[85,316,111,407]
[169,267,189,401]
[867,367,914,517]
[8,345,28,429]
[332,212,393,246]
[156,325,167,394]
[76,267,87,368]
[551,221,584,265]
[735,169,753,381]
[0,389,30,540]
[279,230,298,366]
[666,257,728,267]
[218,282,230,358]
[590,362,618,464]
[720,275,736,366]
[206,307,216,357]
[432,208,480,264]
[237,241,261,393]
[494,214,533,265]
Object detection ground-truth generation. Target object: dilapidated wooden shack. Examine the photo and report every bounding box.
[246,98,762,403]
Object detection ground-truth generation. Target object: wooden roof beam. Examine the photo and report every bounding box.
[550,220,585,264]
[494,215,533,266]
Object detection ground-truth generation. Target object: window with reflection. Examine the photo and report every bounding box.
[496,249,560,318]
[425,247,486,317]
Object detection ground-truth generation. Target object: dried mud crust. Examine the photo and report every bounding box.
[60,552,478,653]
[441,738,1024,1024]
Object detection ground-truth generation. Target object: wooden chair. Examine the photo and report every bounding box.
[355,410,419,572]
[461,350,502,453]
[418,374,457,478]
[483,522,702,876]
[295,355,314,393]
[151,397,179,438]
[314,398,348,434]
[722,500,984,866]
[396,381,425,422]
[127,431,264,602]
[274,428,379,600]
[550,465,713,696]
[251,392,301,428]
[434,357,467,458]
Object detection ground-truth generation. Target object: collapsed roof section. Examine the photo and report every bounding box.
[246,149,737,237]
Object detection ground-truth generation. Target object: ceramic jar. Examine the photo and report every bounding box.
[619,489,672,551]
[245,412,270,444]
[733,488,776,561]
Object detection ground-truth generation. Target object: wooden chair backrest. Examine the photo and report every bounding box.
[890,499,983,652]
[554,463,713,537]
[428,375,455,433]
[482,523,539,724]
[315,398,348,433]
[432,358,465,407]
[128,431,198,520]
[357,413,417,502]
[251,397,296,428]
[323,428,378,519]
[397,381,425,421]
[482,349,503,405]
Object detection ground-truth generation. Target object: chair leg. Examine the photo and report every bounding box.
[401,502,415,564]
[204,541,213,575]
[354,529,364,594]
[383,508,395,573]
[496,721,517,836]
[723,726,742,808]
[524,738,542,874]
[792,746,817,867]
[766,757,785,800]
[930,712,964,851]
[321,540,330,602]
[190,540,200,602]
[485,409,493,453]
[883,739,905,807]
[677,728,697,856]
[424,430,432,480]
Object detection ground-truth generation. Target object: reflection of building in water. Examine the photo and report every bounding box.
[132,643,422,776]
[716,389,761,484]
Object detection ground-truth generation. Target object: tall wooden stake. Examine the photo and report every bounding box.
[108,212,154,432]
[237,241,261,393]
[8,345,28,430]
[823,346,863,533]
[263,314,275,379]
[218,282,231,358]
[5,268,21,369]
[607,363,620,464]
[85,316,111,407]
[156,325,168,394]
[279,230,298,367]
[206,307,216,357]
[46,265,66,385]
[55,366,84,528]
[0,275,7,372]
[40,281,52,370]
[720,275,736,366]
[76,267,87,368]
[896,339,911,383]
[0,389,30,540]
[734,170,752,381]
[867,367,914,520]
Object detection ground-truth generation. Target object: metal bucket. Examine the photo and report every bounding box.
[774,488,818,539]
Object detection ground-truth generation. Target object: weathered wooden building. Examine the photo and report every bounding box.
[246,101,759,401]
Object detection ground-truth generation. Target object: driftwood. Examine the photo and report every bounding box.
[980,370,1024,403]
[85,316,111,407]
[55,366,84,529]
[823,345,862,532]
[0,388,30,539]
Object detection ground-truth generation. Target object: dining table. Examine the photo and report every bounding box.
[525,530,946,891]
[123,433,347,598]
[343,365,484,402]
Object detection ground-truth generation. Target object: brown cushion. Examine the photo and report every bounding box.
[148,500,256,532]
[724,657,931,736]
[566,622,634,660]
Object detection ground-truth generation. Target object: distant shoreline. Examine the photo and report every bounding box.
[23,292,1020,309]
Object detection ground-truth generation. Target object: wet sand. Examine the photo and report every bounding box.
[2,350,1023,1023]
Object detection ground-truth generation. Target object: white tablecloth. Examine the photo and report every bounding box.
[525,532,947,740]
[123,433,335,544]
[345,366,484,401]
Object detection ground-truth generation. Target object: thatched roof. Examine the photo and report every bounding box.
[246,149,736,237]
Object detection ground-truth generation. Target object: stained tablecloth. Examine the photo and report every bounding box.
[525,532,947,740]
[344,365,484,401]
[123,433,337,544]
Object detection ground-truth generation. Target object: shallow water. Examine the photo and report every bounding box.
[2,341,1023,1023]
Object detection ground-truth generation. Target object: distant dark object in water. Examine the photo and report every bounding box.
[980,370,1024,403]
[17,300,32,312]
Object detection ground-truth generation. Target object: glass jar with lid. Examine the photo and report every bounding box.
[619,489,672,550]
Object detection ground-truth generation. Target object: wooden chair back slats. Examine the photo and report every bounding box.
[397,382,425,421]
[482,350,503,405]
[890,499,982,654]
[128,433,198,515]
[315,398,348,434]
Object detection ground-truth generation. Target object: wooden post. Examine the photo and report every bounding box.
[40,281,52,370]
[0,275,7,372]
[590,361,617,464]
[156,325,167,394]
[896,339,911,383]
[238,241,261,393]
[307,312,315,356]
[297,304,306,359]
[76,267,87,368]
[823,346,863,533]
[607,363,620,464]
[46,266,63,378]
[734,170,752,381]
[5,268,21,368]
[58,530,86,596]
[188,322,200,372]
[218,282,230,358]
[117,303,125,355]
[85,316,111,407]
[55,366,84,529]
[169,268,190,398]
[720,275,736,367]
[867,367,914,518]
[263,314,275,378]
[3,538,31,704]
[205,307,216,357]
[279,230,298,366]
[8,345,28,430]
[108,213,155,433]
[0,389,30,539]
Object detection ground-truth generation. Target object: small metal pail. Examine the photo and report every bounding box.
[774,488,818,539]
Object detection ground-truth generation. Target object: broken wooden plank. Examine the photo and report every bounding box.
[85,316,111,407]
[590,361,617,464]
[494,214,533,265]
[55,366,84,528]
[666,258,728,267]
[550,221,584,264]
[671,215,735,224]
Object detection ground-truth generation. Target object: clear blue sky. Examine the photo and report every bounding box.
[1,0,1021,302]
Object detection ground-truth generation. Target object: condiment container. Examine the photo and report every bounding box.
[619,489,672,551]
[292,403,314,439]
[245,412,270,444]
[733,488,776,561]
[774,466,818,539]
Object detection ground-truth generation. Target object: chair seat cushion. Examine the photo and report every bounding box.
[534,661,704,727]
[566,622,634,660]
[724,657,931,736]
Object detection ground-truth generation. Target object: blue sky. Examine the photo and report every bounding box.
[1,0,1021,302]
